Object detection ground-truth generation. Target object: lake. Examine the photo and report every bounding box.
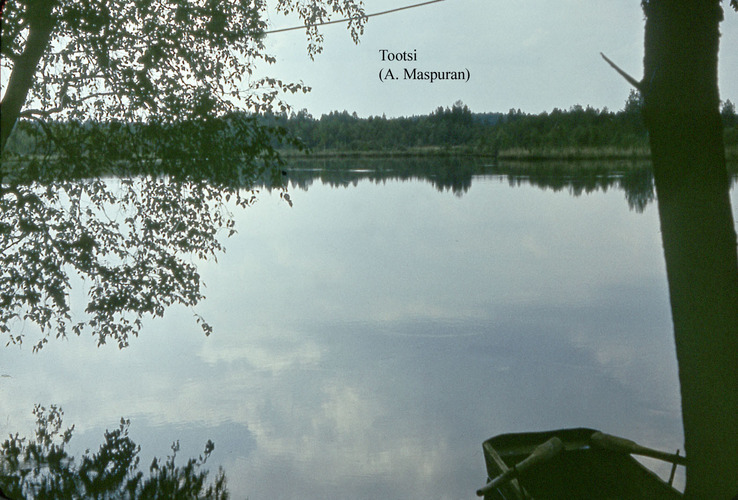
[2,158,736,498]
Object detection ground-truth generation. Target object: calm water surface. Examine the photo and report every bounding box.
[4,161,735,498]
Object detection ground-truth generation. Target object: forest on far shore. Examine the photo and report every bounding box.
[5,91,738,161]
[267,91,738,160]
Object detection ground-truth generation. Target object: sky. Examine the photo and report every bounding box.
[258,0,738,117]
[2,178,691,497]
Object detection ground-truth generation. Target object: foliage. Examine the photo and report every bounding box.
[0,405,228,499]
[722,99,737,127]
[266,98,652,154]
[0,0,365,348]
[261,93,738,156]
[1,0,365,125]
[1,177,255,349]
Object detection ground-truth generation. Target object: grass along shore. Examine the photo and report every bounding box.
[279,144,738,162]
[4,145,737,171]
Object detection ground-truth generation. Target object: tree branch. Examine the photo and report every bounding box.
[1,1,57,154]
[600,52,642,90]
[19,107,63,119]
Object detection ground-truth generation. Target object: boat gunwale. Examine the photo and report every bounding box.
[480,427,683,499]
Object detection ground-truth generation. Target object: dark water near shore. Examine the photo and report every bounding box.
[3,159,736,498]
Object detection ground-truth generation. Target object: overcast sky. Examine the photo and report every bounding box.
[259,0,738,117]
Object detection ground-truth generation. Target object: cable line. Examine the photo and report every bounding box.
[263,0,445,35]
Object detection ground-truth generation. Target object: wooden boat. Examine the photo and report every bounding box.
[476,427,685,499]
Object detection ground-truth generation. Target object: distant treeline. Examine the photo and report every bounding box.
[266,92,738,159]
[5,92,738,160]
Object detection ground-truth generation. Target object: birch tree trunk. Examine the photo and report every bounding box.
[0,0,56,153]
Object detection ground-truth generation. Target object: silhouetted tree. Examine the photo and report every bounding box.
[0,0,365,348]
[721,99,737,127]
[641,0,738,496]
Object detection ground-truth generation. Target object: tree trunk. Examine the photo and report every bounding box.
[0,0,56,154]
[642,1,738,497]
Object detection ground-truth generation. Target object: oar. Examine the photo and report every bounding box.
[590,432,687,466]
[476,437,564,497]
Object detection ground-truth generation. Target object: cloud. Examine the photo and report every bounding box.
[2,175,692,498]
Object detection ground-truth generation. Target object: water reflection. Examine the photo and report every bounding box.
[4,160,712,498]
[0,405,228,499]
[282,157,736,215]
[281,157,664,212]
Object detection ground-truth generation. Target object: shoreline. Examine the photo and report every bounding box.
[4,146,736,171]
[278,145,738,162]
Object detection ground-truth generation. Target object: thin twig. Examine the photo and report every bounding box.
[265,0,445,34]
